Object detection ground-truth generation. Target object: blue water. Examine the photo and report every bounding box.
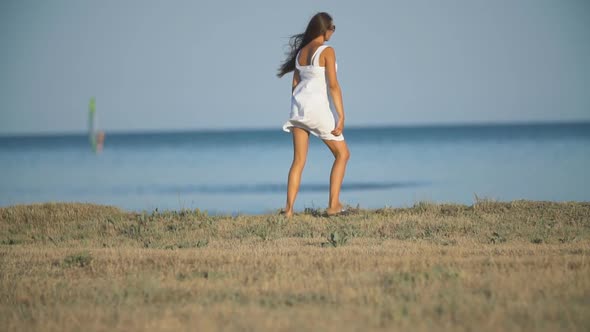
[1,122,589,215]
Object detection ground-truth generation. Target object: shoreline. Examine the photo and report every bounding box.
[2,197,589,216]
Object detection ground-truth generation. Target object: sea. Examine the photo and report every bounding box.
[1,122,589,215]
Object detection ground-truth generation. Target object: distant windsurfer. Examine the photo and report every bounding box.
[88,97,105,153]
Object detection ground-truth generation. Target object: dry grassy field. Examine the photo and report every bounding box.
[1,199,589,331]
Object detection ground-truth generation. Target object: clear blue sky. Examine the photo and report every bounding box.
[1,0,589,135]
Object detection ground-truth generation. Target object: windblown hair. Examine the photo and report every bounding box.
[277,12,333,78]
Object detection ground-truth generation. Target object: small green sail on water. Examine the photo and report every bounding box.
[88,97,97,151]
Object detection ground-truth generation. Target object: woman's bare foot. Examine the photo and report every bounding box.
[281,209,294,218]
[325,202,344,216]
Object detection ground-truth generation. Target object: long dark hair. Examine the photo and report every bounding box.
[277,12,333,78]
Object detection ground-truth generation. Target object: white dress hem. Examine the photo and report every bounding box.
[282,120,344,141]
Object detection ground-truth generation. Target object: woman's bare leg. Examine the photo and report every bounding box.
[285,127,310,217]
[322,139,350,214]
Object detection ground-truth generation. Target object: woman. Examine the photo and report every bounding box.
[277,12,350,218]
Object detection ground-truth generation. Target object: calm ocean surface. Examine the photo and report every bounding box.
[1,122,589,215]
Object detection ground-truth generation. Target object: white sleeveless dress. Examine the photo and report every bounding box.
[282,44,343,141]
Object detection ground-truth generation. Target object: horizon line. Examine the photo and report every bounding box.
[1,118,590,138]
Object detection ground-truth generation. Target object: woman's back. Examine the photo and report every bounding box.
[293,44,337,96]
[295,44,336,73]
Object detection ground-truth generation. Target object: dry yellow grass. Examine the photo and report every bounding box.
[1,199,589,331]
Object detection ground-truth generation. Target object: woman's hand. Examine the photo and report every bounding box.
[331,121,344,136]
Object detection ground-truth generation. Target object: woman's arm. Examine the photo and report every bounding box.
[292,69,300,94]
[323,47,345,136]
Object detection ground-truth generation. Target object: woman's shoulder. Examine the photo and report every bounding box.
[321,44,336,57]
